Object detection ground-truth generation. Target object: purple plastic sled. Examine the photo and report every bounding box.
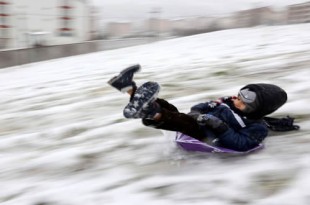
[175,132,264,154]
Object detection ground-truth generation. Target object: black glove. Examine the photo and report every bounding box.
[197,114,222,127]
[218,96,233,104]
[197,114,228,134]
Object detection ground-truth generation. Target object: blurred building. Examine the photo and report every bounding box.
[170,18,190,30]
[170,17,216,36]
[193,17,216,29]
[0,0,99,49]
[169,18,193,36]
[287,1,310,24]
[272,10,289,25]
[216,16,238,30]
[234,7,276,27]
[105,22,133,38]
[147,18,173,36]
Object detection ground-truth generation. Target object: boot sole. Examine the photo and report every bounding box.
[123,81,160,118]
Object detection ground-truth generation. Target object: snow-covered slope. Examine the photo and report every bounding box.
[0,24,310,205]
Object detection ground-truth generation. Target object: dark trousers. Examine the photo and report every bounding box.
[142,98,206,141]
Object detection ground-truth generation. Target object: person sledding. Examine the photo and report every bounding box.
[108,64,299,152]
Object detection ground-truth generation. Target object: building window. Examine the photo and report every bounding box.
[58,0,74,36]
[0,27,8,37]
[59,28,74,36]
[0,0,10,39]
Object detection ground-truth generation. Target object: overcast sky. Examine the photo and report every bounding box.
[90,0,308,22]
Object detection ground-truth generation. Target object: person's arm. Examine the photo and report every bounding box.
[188,101,220,118]
[197,114,229,134]
[197,112,268,151]
[218,123,268,151]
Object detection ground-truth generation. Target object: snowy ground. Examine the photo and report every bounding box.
[0,24,310,205]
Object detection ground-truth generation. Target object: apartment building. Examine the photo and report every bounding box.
[235,7,276,28]
[0,0,98,49]
[287,1,310,24]
[105,22,133,38]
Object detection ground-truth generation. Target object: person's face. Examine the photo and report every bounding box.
[232,95,247,111]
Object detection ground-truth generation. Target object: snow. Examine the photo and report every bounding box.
[0,24,310,205]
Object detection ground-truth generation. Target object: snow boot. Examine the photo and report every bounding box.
[108,64,141,93]
[123,81,161,119]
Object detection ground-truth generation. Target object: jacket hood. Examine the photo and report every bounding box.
[240,83,287,119]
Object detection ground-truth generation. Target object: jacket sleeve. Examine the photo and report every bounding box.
[190,103,210,113]
[209,105,268,151]
[217,123,268,151]
[190,101,220,113]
